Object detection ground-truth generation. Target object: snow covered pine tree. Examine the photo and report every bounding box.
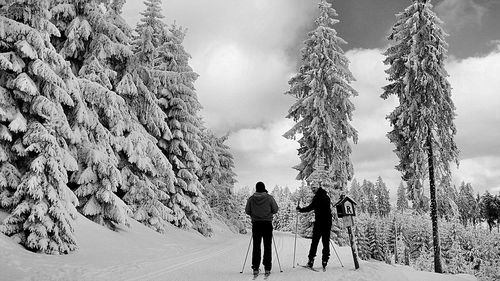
[382,0,459,273]
[132,0,212,235]
[284,0,357,190]
[0,0,83,254]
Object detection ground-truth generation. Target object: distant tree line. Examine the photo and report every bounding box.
[393,180,500,232]
[350,179,500,281]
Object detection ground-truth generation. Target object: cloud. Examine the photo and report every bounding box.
[452,157,500,194]
[193,43,294,133]
[435,0,487,30]
[344,47,500,196]
[227,119,301,190]
[448,51,500,160]
[345,48,402,193]
[123,0,318,134]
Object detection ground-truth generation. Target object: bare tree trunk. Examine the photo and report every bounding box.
[427,132,443,273]
[394,224,398,264]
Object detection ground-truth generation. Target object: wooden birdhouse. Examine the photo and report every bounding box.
[334,195,357,218]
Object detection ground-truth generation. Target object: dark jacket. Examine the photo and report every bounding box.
[245,192,279,222]
[299,187,332,224]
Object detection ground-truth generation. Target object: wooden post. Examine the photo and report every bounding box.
[336,195,359,269]
[347,225,359,269]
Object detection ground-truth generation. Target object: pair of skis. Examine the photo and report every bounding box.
[252,271,270,280]
[297,263,326,272]
[251,264,325,279]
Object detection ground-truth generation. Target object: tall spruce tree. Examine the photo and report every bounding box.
[362,180,378,217]
[0,0,83,253]
[118,21,178,233]
[125,0,211,235]
[396,182,409,213]
[375,176,391,217]
[156,25,211,235]
[296,181,315,238]
[199,128,221,206]
[349,178,362,206]
[456,182,475,227]
[199,128,238,230]
[50,0,133,229]
[382,0,459,272]
[135,0,165,47]
[479,191,497,232]
[436,181,458,220]
[284,0,357,191]
[473,193,481,227]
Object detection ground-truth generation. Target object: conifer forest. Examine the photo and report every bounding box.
[0,0,499,281]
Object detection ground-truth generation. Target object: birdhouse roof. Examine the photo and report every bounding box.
[333,195,357,207]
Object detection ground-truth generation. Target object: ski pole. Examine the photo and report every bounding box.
[272,234,283,272]
[293,199,300,268]
[330,240,344,267]
[240,235,252,273]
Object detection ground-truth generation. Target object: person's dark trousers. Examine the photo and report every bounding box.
[251,221,273,271]
[308,222,332,264]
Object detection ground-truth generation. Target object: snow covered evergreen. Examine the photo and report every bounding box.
[382,0,459,272]
[129,0,212,235]
[199,129,240,232]
[296,181,314,238]
[0,0,239,248]
[375,176,391,217]
[362,180,378,217]
[0,0,83,254]
[50,0,131,228]
[456,182,475,227]
[396,182,409,213]
[284,0,357,190]
[348,178,362,206]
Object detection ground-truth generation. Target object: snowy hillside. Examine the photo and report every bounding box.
[0,212,477,281]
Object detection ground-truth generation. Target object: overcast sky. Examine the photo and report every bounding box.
[123,0,500,199]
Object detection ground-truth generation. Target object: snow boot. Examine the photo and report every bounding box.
[264,270,271,277]
[253,269,259,277]
[322,261,327,271]
[306,259,314,268]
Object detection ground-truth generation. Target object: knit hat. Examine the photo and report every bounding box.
[256,181,267,193]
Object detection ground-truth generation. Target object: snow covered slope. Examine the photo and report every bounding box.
[0,213,477,281]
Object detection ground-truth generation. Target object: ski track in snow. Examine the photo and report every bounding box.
[117,240,240,281]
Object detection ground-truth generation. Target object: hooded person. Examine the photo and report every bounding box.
[245,181,279,277]
[297,184,332,270]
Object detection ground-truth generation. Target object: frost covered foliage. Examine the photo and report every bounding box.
[355,214,392,262]
[49,0,187,234]
[0,0,83,254]
[126,0,212,236]
[0,0,224,252]
[349,177,391,217]
[295,181,314,238]
[199,129,240,232]
[382,0,458,203]
[284,0,357,190]
[270,186,296,232]
[119,20,177,233]
[396,182,409,213]
[355,212,500,281]
[50,0,140,229]
[382,0,459,272]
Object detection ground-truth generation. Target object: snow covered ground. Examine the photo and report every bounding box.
[0,212,477,281]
